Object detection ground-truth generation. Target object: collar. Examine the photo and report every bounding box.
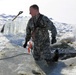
[32,13,40,20]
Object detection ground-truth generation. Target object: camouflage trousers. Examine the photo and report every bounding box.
[33,38,51,60]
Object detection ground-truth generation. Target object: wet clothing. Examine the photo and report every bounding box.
[25,13,57,60]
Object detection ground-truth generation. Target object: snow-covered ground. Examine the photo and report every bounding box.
[0,15,76,75]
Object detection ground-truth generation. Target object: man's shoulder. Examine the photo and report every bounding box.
[41,14,49,20]
[41,14,53,24]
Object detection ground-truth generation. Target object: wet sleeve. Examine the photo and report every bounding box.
[25,20,31,42]
[43,16,57,38]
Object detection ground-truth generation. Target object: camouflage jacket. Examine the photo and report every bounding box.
[25,14,57,42]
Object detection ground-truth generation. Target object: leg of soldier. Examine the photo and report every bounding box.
[42,43,51,60]
[33,41,41,60]
[41,40,59,63]
[41,39,52,60]
[41,39,59,62]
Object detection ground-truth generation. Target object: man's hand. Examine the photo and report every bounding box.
[23,42,27,48]
[51,37,57,44]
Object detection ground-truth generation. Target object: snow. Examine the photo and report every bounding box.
[0,33,9,51]
[51,57,76,75]
[0,16,76,75]
[60,32,75,43]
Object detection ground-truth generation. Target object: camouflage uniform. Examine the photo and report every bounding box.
[25,14,57,60]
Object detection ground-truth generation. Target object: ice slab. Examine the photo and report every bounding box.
[0,42,46,75]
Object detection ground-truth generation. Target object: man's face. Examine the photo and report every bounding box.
[29,7,37,17]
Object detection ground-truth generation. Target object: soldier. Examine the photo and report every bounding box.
[23,4,59,63]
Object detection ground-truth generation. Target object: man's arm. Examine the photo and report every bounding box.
[43,16,57,44]
[23,20,31,48]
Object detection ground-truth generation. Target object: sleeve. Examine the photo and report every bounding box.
[25,19,31,42]
[43,16,57,38]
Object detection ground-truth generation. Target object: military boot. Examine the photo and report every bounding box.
[52,49,59,62]
[45,49,59,64]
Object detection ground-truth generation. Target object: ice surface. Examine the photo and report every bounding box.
[0,42,46,75]
[0,33,9,51]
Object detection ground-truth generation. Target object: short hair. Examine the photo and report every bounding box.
[30,4,39,10]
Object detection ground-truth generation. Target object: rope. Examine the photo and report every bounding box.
[0,52,30,60]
